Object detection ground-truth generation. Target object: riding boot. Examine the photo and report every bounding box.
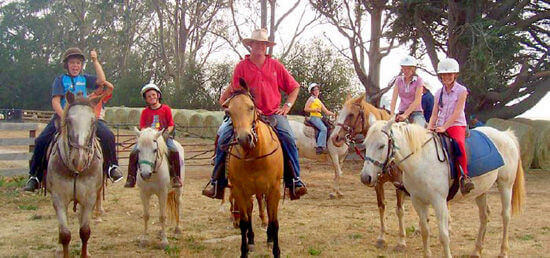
[284,158,307,200]
[124,151,138,188]
[460,175,475,194]
[202,164,225,199]
[169,151,183,188]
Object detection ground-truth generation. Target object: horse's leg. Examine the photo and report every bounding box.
[411,197,431,258]
[434,198,451,258]
[139,191,151,247]
[498,183,513,257]
[158,190,169,249]
[246,199,255,252]
[471,193,489,257]
[53,195,71,258]
[374,181,386,249]
[257,194,268,229]
[239,218,251,258]
[329,151,344,198]
[266,189,281,258]
[174,188,183,234]
[394,189,406,251]
[93,185,104,219]
[78,202,94,258]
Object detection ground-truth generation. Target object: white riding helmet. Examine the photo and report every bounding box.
[437,58,460,74]
[308,82,320,93]
[400,55,417,67]
[140,83,162,99]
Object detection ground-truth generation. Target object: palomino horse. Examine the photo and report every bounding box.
[360,116,525,257]
[223,80,284,258]
[133,127,184,248]
[289,119,348,198]
[47,92,103,258]
[332,95,408,250]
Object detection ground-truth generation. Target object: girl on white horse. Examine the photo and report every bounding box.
[303,83,335,154]
[389,55,427,126]
[427,57,474,194]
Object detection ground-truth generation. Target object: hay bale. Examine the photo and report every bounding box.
[104,107,117,124]
[114,108,130,126]
[127,108,141,126]
[512,118,550,170]
[486,118,535,170]
[188,112,206,137]
[203,111,224,138]
[173,109,189,129]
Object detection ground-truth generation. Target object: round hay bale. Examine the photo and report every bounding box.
[486,118,535,170]
[188,112,206,138]
[104,107,117,124]
[114,108,130,127]
[512,118,550,169]
[128,108,141,126]
[173,109,189,129]
[203,111,224,138]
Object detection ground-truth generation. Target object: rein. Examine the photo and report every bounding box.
[337,103,366,143]
[137,139,164,174]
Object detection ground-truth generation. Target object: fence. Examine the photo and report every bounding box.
[0,122,37,176]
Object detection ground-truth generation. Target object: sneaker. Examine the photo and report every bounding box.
[22,177,39,192]
[108,165,123,183]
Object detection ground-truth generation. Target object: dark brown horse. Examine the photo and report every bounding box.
[222,80,284,257]
[332,95,408,250]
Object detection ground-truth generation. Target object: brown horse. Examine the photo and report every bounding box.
[332,94,408,250]
[222,80,284,258]
[46,91,103,258]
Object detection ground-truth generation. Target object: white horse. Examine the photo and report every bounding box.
[360,115,525,258]
[289,119,348,198]
[133,128,184,248]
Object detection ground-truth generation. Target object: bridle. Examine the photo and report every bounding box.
[337,103,367,144]
[137,139,163,174]
[364,129,398,176]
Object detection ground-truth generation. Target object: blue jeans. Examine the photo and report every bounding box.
[399,111,426,126]
[211,115,303,188]
[308,117,327,148]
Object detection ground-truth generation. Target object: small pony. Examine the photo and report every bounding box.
[223,79,284,257]
[360,115,525,257]
[133,127,184,248]
[47,91,103,258]
[332,94,408,250]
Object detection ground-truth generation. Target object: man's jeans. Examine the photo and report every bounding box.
[211,114,302,187]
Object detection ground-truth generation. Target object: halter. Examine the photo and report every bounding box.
[363,129,398,176]
[337,103,366,143]
[137,139,163,174]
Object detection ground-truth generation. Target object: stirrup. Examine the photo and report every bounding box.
[27,176,40,184]
[107,165,123,183]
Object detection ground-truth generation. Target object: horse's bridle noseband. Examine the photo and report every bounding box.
[364,129,397,176]
[337,103,366,143]
[137,139,163,174]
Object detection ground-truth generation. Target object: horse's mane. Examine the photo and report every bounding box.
[139,127,168,157]
[60,97,94,139]
[389,122,431,155]
[346,95,391,121]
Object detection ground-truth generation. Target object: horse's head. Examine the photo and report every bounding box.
[134,127,166,180]
[223,78,257,150]
[63,91,99,172]
[332,94,370,147]
[359,114,397,187]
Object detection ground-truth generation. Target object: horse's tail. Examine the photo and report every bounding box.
[511,157,526,216]
[508,129,526,216]
[166,190,180,224]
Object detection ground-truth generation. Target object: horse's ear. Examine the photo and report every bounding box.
[133,127,140,137]
[155,129,164,139]
[66,91,75,105]
[222,97,231,109]
[354,93,366,104]
[368,113,377,126]
[239,78,249,92]
[383,118,396,132]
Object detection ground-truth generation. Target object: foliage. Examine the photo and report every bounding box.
[282,39,354,115]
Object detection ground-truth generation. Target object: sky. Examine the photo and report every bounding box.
[271,1,549,120]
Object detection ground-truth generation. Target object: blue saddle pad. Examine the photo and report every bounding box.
[449,130,504,179]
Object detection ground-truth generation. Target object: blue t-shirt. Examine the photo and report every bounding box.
[51,74,97,108]
[421,91,434,122]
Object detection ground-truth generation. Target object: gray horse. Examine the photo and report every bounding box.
[47,91,103,258]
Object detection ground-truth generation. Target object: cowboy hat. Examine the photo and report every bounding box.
[242,28,276,47]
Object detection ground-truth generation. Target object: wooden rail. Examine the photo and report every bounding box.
[0,122,37,176]
[22,110,54,122]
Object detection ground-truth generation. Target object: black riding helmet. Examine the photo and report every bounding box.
[62,47,85,70]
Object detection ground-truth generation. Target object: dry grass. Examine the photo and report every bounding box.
[0,136,549,257]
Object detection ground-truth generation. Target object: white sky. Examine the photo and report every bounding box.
[270,1,549,120]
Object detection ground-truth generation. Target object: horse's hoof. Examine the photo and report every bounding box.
[266,241,273,249]
[174,228,182,235]
[54,249,63,258]
[393,244,406,252]
[248,244,255,252]
[375,239,386,249]
[81,251,91,258]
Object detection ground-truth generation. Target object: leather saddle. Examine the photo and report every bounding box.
[303,116,335,141]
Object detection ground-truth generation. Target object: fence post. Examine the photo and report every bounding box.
[29,129,36,169]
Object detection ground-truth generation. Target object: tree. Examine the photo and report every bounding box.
[389,1,550,120]
[282,39,354,115]
[309,0,398,106]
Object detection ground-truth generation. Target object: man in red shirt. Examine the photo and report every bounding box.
[202,28,307,200]
[123,83,183,188]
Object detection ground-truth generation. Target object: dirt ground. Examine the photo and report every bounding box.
[0,129,549,257]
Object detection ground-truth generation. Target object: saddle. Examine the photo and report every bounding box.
[303,116,335,142]
[438,129,505,200]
